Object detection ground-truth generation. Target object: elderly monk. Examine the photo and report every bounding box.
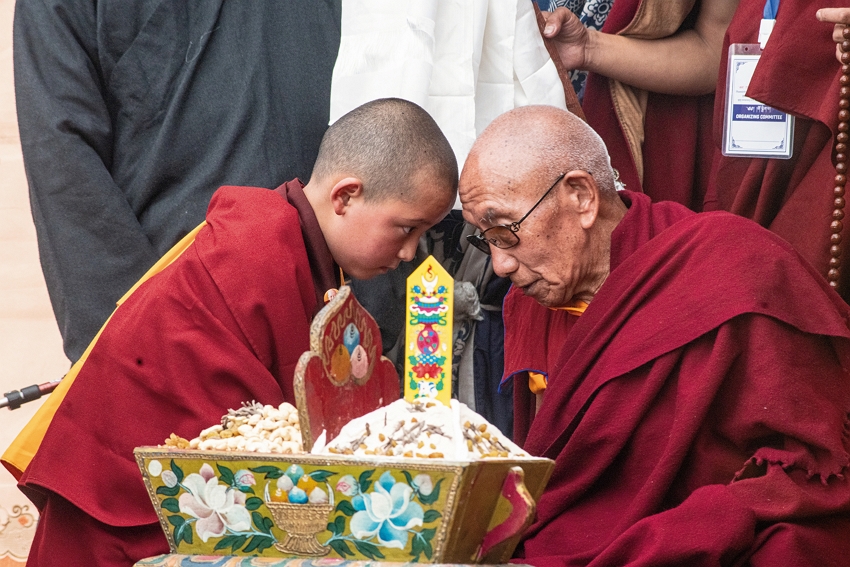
[460,105,850,566]
[6,98,457,566]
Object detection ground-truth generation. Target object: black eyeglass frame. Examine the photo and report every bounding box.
[466,172,567,255]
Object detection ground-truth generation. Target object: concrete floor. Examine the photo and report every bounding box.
[0,0,71,561]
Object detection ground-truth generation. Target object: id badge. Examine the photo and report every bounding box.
[722,44,794,159]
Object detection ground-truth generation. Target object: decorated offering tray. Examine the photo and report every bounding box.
[134,554,526,567]
[136,265,553,563]
[135,448,553,563]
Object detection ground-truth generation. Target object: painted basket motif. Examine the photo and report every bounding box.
[135,449,553,563]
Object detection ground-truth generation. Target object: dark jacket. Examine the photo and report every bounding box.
[14,0,341,361]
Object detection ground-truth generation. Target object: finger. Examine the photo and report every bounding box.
[543,7,571,36]
[542,13,559,37]
[834,25,845,43]
[817,8,850,25]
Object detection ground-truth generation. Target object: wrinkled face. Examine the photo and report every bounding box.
[460,167,592,308]
[333,180,454,280]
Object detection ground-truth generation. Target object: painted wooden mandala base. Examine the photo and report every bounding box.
[134,555,531,567]
[135,449,552,564]
[135,282,553,563]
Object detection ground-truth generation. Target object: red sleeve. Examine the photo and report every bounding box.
[518,314,850,566]
[20,188,317,530]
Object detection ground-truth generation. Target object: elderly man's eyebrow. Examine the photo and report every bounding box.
[480,208,497,226]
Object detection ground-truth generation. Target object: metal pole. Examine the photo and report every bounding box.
[1,378,63,410]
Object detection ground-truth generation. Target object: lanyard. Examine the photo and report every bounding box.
[759,0,779,48]
[763,0,779,20]
[722,0,795,160]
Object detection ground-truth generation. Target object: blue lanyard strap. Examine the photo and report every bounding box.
[763,0,779,20]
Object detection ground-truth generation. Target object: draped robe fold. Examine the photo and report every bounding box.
[505,191,850,566]
[705,0,848,300]
[13,180,335,566]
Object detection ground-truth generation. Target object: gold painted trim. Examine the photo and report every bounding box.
[293,350,315,450]
[294,285,399,451]
[304,286,378,386]
[135,450,180,552]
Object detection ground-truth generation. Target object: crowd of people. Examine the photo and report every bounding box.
[5,1,850,565]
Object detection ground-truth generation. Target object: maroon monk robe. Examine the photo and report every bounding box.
[504,191,693,446]
[20,180,337,566]
[503,297,578,448]
[507,191,850,566]
[705,0,848,299]
[582,0,715,210]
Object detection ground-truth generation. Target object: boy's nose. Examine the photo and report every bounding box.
[398,237,418,262]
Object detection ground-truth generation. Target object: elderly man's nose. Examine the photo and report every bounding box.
[490,247,517,277]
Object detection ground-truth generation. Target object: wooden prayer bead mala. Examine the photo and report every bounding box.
[829,27,850,288]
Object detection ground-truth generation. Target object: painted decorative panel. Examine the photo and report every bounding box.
[136,449,553,564]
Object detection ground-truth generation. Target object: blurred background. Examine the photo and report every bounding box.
[0,0,70,562]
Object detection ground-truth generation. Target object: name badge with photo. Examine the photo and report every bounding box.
[722,43,794,159]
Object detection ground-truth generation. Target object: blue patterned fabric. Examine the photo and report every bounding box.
[535,0,615,100]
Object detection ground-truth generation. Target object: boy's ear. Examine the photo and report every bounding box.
[330,177,365,215]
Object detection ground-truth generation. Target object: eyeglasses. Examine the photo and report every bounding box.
[466,172,566,255]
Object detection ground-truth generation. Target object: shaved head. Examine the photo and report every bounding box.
[459,105,627,308]
[464,105,618,204]
[311,98,458,202]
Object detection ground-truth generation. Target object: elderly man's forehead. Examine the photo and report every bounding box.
[464,144,548,191]
[460,186,521,228]
[466,172,543,202]
[461,156,527,188]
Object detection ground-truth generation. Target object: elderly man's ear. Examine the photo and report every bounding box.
[563,170,600,229]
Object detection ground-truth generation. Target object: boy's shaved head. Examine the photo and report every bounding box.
[311,98,458,202]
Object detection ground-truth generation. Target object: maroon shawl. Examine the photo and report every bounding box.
[705,0,847,299]
[505,191,694,446]
[20,181,334,564]
[510,191,850,566]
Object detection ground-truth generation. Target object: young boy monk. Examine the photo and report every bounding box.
[7,98,457,565]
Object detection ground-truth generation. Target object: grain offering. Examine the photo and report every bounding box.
[163,401,302,454]
[311,398,527,459]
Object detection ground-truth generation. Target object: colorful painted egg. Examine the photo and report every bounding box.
[270,488,289,503]
[417,326,440,355]
[296,474,318,495]
[288,486,309,504]
[343,323,360,354]
[276,475,294,493]
[330,343,351,383]
[308,487,329,504]
[284,464,304,484]
[350,344,369,379]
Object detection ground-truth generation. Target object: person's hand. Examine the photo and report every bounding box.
[816,8,850,63]
[541,7,592,71]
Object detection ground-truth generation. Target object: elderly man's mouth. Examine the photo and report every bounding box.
[516,280,539,294]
